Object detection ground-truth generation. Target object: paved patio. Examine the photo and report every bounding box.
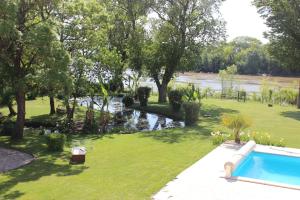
[153,142,300,200]
[0,147,34,172]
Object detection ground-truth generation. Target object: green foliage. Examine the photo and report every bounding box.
[254,0,300,72]
[144,0,225,102]
[183,102,200,126]
[122,95,134,107]
[45,133,66,152]
[168,90,183,112]
[196,36,286,75]
[137,87,151,107]
[0,120,15,136]
[211,131,229,145]
[211,130,285,147]
[182,84,202,105]
[222,114,251,144]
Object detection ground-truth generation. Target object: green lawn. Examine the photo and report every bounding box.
[201,98,300,147]
[0,97,299,200]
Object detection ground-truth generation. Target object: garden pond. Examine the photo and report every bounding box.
[77,97,185,132]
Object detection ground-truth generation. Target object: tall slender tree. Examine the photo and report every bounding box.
[145,0,225,102]
[55,0,110,121]
[254,0,300,108]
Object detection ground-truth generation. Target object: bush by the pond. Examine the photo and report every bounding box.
[45,133,66,152]
[168,90,183,112]
[0,120,15,136]
[183,102,200,126]
[137,87,151,107]
[83,110,99,134]
[122,95,134,107]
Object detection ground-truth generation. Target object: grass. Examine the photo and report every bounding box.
[201,98,300,147]
[0,98,87,125]
[0,96,300,199]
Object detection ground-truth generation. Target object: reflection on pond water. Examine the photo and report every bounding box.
[77,97,184,132]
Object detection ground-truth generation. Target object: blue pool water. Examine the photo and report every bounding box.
[232,151,300,186]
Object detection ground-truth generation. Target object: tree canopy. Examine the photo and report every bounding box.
[254,0,300,72]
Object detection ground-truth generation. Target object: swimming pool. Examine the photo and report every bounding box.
[232,151,300,187]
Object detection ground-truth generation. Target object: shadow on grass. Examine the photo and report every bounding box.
[140,105,238,144]
[139,125,211,144]
[200,105,238,123]
[0,132,89,200]
[280,111,300,121]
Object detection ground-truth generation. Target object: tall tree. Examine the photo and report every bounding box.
[55,0,109,121]
[0,0,67,139]
[254,0,300,108]
[146,0,225,102]
[38,41,70,115]
[104,0,150,83]
[254,0,300,72]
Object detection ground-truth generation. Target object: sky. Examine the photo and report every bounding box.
[220,0,269,43]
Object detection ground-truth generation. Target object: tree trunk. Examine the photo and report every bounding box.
[234,131,241,144]
[158,83,168,103]
[66,96,76,122]
[8,103,17,117]
[49,96,56,115]
[13,89,25,140]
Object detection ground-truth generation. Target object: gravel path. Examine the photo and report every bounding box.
[0,147,34,172]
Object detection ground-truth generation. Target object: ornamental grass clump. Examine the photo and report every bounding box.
[168,89,183,112]
[221,114,251,144]
[137,87,151,107]
[183,102,200,126]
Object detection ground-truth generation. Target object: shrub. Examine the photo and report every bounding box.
[137,87,151,107]
[168,90,183,112]
[45,133,66,152]
[183,102,200,126]
[249,131,285,147]
[82,110,99,134]
[0,120,15,136]
[222,114,251,144]
[183,84,202,105]
[122,95,134,107]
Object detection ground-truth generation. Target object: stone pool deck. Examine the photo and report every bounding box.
[0,147,34,172]
[153,143,300,200]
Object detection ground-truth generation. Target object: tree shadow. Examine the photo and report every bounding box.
[200,105,238,124]
[280,111,300,121]
[0,131,89,199]
[0,155,88,199]
[139,125,211,144]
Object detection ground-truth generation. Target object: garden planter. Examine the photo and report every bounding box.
[71,147,86,164]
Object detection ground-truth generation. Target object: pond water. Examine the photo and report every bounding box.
[77,97,184,132]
